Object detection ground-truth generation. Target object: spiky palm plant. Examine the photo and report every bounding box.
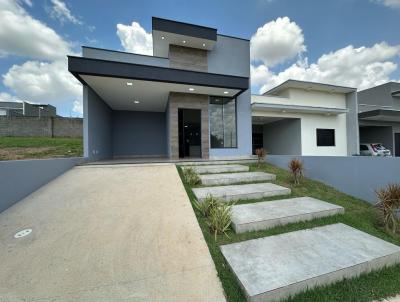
[288,158,304,185]
[208,201,233,241]
[183,167,201,186]
[376,183,400,234]
[255,148,267,167]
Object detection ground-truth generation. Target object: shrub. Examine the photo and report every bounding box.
[255,148,267,167]
[376,183,400,234]
[183,167,201,186]
[208,201,233,241]
[288,158,304,185]
[194,194,219,217]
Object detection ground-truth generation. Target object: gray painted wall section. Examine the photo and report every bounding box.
[346,92,359,155]
[0,157,85,213]
[112,110,167,157]
[210,89,252,158]
[86,86,113,160]
[207,35,250,77]
[82,47,169,67]
[263,119,301,155]
[267,155,400,203]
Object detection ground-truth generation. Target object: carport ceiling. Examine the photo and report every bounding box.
[252,116,287,125]
[81,75,240,112]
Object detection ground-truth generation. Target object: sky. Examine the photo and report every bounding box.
[0,0,400,117]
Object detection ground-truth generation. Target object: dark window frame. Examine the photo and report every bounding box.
[209,96,238,149]
[316,128,336,147]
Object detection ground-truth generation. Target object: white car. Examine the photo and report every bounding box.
[360,143,391,156]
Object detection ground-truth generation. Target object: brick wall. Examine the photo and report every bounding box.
[0,117,82,137]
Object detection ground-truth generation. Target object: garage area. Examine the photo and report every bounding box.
[252,116,302,155]
[359,125,394,154]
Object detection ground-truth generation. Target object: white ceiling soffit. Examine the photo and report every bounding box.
[252,116,287,125]
[252,102,348,115]
[81,75,239,112]
[153,30,215,57]
[265,80,356,95]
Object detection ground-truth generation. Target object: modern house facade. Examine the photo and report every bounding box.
[252,80,359,156]
[68,17,251,161]
[0,101,56,117]
[358,82,400,157]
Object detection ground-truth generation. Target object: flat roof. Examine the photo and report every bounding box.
[359,109,400,122]
[252,102,348,115]
[264,79,357,95]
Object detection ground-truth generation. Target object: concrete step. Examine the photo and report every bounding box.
[221,223,400,302]
[178,158,257,166]
[231,197,344,233]
[192,183,290,202]
[200,172,276,186]
[187,164,249,174]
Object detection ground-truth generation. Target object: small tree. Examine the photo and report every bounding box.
[288,158,304,185]
[255,148,267,167]
[376,183,400,234]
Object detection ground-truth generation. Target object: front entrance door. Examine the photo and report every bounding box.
[178,109,201,158]
[395,133,400,157]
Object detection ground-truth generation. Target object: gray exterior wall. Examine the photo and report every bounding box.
[207,35,250,77]
[82,47,169,67]
[84,86,113,160]
[267,155,400,204]
[346,92,359,155]
[358,82,400,110]
[210,89,252,159]
[112,110,167,157]
[0,157,85,213]
[263,119,301,155]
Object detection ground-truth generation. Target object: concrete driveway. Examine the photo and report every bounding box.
[0,164,225,301]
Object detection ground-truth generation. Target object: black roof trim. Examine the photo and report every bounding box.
[359,109,400,119]
[152,17,217,41]
[68,56,249,91]
[217,34,250,42]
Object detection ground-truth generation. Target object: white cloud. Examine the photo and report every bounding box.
[116,21,153,55]
[250,17,306,67]
[3,59,82,105]
[0,0,71,60]
[373,0,400,8]
[0,92,24,102]
[48,0,82,25]
[252,42,400,93]
[72,99,82,114]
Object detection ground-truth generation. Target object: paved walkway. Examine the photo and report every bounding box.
[0,164,225,301]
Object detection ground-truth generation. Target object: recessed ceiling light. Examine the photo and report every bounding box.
[182,40,186,44]
[189,88,195,91]
[223,91,229,94]
[161,36,165,40]
[202,43,206,47]
[134,100,140,104]
[127,82,133,86]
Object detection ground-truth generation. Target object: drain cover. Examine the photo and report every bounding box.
[14,229,32,239]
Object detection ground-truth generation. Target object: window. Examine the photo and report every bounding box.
[210,97,237,148]
[360,144,369,151]
[316,129,335,146]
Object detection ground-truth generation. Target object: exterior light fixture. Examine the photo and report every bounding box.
[189,88,195,91]
[127,82,133,86]
[161,36,165,40]
[202,43,206,47]
[182,40,186,44]
[224,91,229,94]
[134,100,140,104]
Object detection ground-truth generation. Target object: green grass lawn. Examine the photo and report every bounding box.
[177,162,400,302]
[0,137,83,160]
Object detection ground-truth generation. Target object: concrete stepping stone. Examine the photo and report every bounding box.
[192,183,290,202]
[200,172,276,186]
[231,197,344,233]
[220,223,400,302]
[187,164,249,174]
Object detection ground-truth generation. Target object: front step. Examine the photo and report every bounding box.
[187,164,249,174]
[220,223,400,302]
[200,172,276,186]
[231,197,344,233]
[178,159,257,166]
[192,183,290,202]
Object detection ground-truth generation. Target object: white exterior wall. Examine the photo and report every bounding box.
[253,88,349,156]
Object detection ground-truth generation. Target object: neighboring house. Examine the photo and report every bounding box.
[358,82,400,157]
[68,17,251,161]
[0,101,56,117]
[251,80,359,156]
